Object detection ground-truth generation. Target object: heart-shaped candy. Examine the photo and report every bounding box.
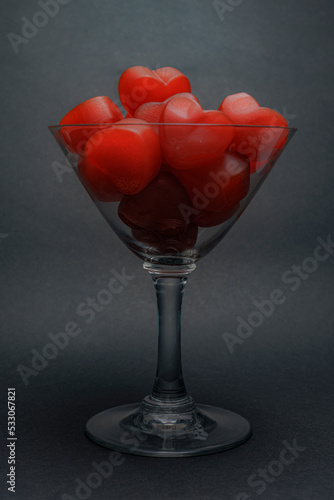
[77,156,123,203]
[132,223,198,253]
[84,118,161,195]
[118,66,191,115]
[118,172,192,237]
[172,151,250,213]
[59,96,123,155]
[219,93,288,171]
[134,93,199,123]
[160,94,235,170]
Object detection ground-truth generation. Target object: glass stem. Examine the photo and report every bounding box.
[144,263,196,403]
[152,274,187,400]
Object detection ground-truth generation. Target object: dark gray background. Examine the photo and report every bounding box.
[1,1,333,499]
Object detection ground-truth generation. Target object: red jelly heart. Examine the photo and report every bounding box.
[160,95,235,170]
[77,156,123,203]
[59,96,123,155]
[221,92,260,118]
[134,101,165,124]
[135,93,200,164]
[134,93,199,124]
[132,223,198,253]
[219,93,288,166]
[84,118,161,195]
[118,172,192,237]
[173,151,250,213]
[118,66,191,115]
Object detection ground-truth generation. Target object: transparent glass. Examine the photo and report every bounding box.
[49,123,296,456]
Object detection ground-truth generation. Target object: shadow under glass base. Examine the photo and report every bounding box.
[85,399,252,457]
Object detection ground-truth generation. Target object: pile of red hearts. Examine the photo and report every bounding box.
[59,66,288,251]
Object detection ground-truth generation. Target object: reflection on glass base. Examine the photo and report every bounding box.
[85,402,251,457]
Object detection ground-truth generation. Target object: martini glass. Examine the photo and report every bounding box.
[49,122,296,457]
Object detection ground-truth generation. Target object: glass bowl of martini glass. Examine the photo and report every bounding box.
[49,120,296,457]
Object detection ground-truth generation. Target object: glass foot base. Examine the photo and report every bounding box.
[85,402,252,457]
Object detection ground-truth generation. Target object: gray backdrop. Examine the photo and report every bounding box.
[1,1,333,499]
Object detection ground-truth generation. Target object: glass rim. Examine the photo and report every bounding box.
[48,123,297,131]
